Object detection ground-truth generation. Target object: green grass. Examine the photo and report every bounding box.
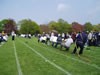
[0,38,18,75]
[0,37,100,75]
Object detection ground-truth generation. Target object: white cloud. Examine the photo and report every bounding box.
[57,3,70,12]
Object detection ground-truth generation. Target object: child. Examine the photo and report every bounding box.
[60,36,73,51]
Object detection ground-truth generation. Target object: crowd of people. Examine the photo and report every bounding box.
[1,30,100,55]
[37,31,100,55]
[88,31,100,46]
[20,34,31,39]
[0,31,16,46]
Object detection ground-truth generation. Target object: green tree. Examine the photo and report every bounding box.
[48,21,57,30]
[84,22,93,31]
[92,25,99,31]
[0,21,3,32]
[19,19,40,34]
[48,19,72,33]
[97,24,100,31]
[0,19,9,32]
[57,19,72,33]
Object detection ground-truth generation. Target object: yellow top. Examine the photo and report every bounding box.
[2,32,5,36]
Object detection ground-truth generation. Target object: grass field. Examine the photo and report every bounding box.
[0,37,100,75]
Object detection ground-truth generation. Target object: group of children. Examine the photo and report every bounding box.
[20,34,31,39]
[1,30,99,55]
[38,32,74,51]
[37,31,100,55]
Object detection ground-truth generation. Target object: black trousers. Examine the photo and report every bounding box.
[41,40,46,44]
[88,40,92,46]
[55,42,61,48]
[46,38,50,44]
[98,36,100,45]
[12,36,15,40]
[0,40,2,44]
[73,41,84,54]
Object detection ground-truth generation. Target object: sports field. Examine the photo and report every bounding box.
[0,37,100,75]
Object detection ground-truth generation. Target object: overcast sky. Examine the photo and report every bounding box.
[0,0,100,25]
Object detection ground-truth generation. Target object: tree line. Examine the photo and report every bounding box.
[0,18,100,34]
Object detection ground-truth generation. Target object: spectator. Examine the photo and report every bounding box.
[98,31,100,46]
[2,31,5,36]
[11,31,15,41]
[88,31,93,46]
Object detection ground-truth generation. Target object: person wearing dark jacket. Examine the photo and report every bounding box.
[0,33,3,45]
[55,34,62,48]
[98,31,100,46]
[72,32,87,55]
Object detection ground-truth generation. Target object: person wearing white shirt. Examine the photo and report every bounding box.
[11,31,15,41]
[60,36,73,51]
[88,31,93,46]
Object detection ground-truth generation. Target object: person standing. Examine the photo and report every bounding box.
[11,31,15,41]
[72,31,87,55]
[2,31,5,36]
[98,31,100,46]
[88,31,93,46]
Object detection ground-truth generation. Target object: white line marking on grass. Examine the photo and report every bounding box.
[13,41,23,75]
[20,41,71,75]
[32,41,100,70]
